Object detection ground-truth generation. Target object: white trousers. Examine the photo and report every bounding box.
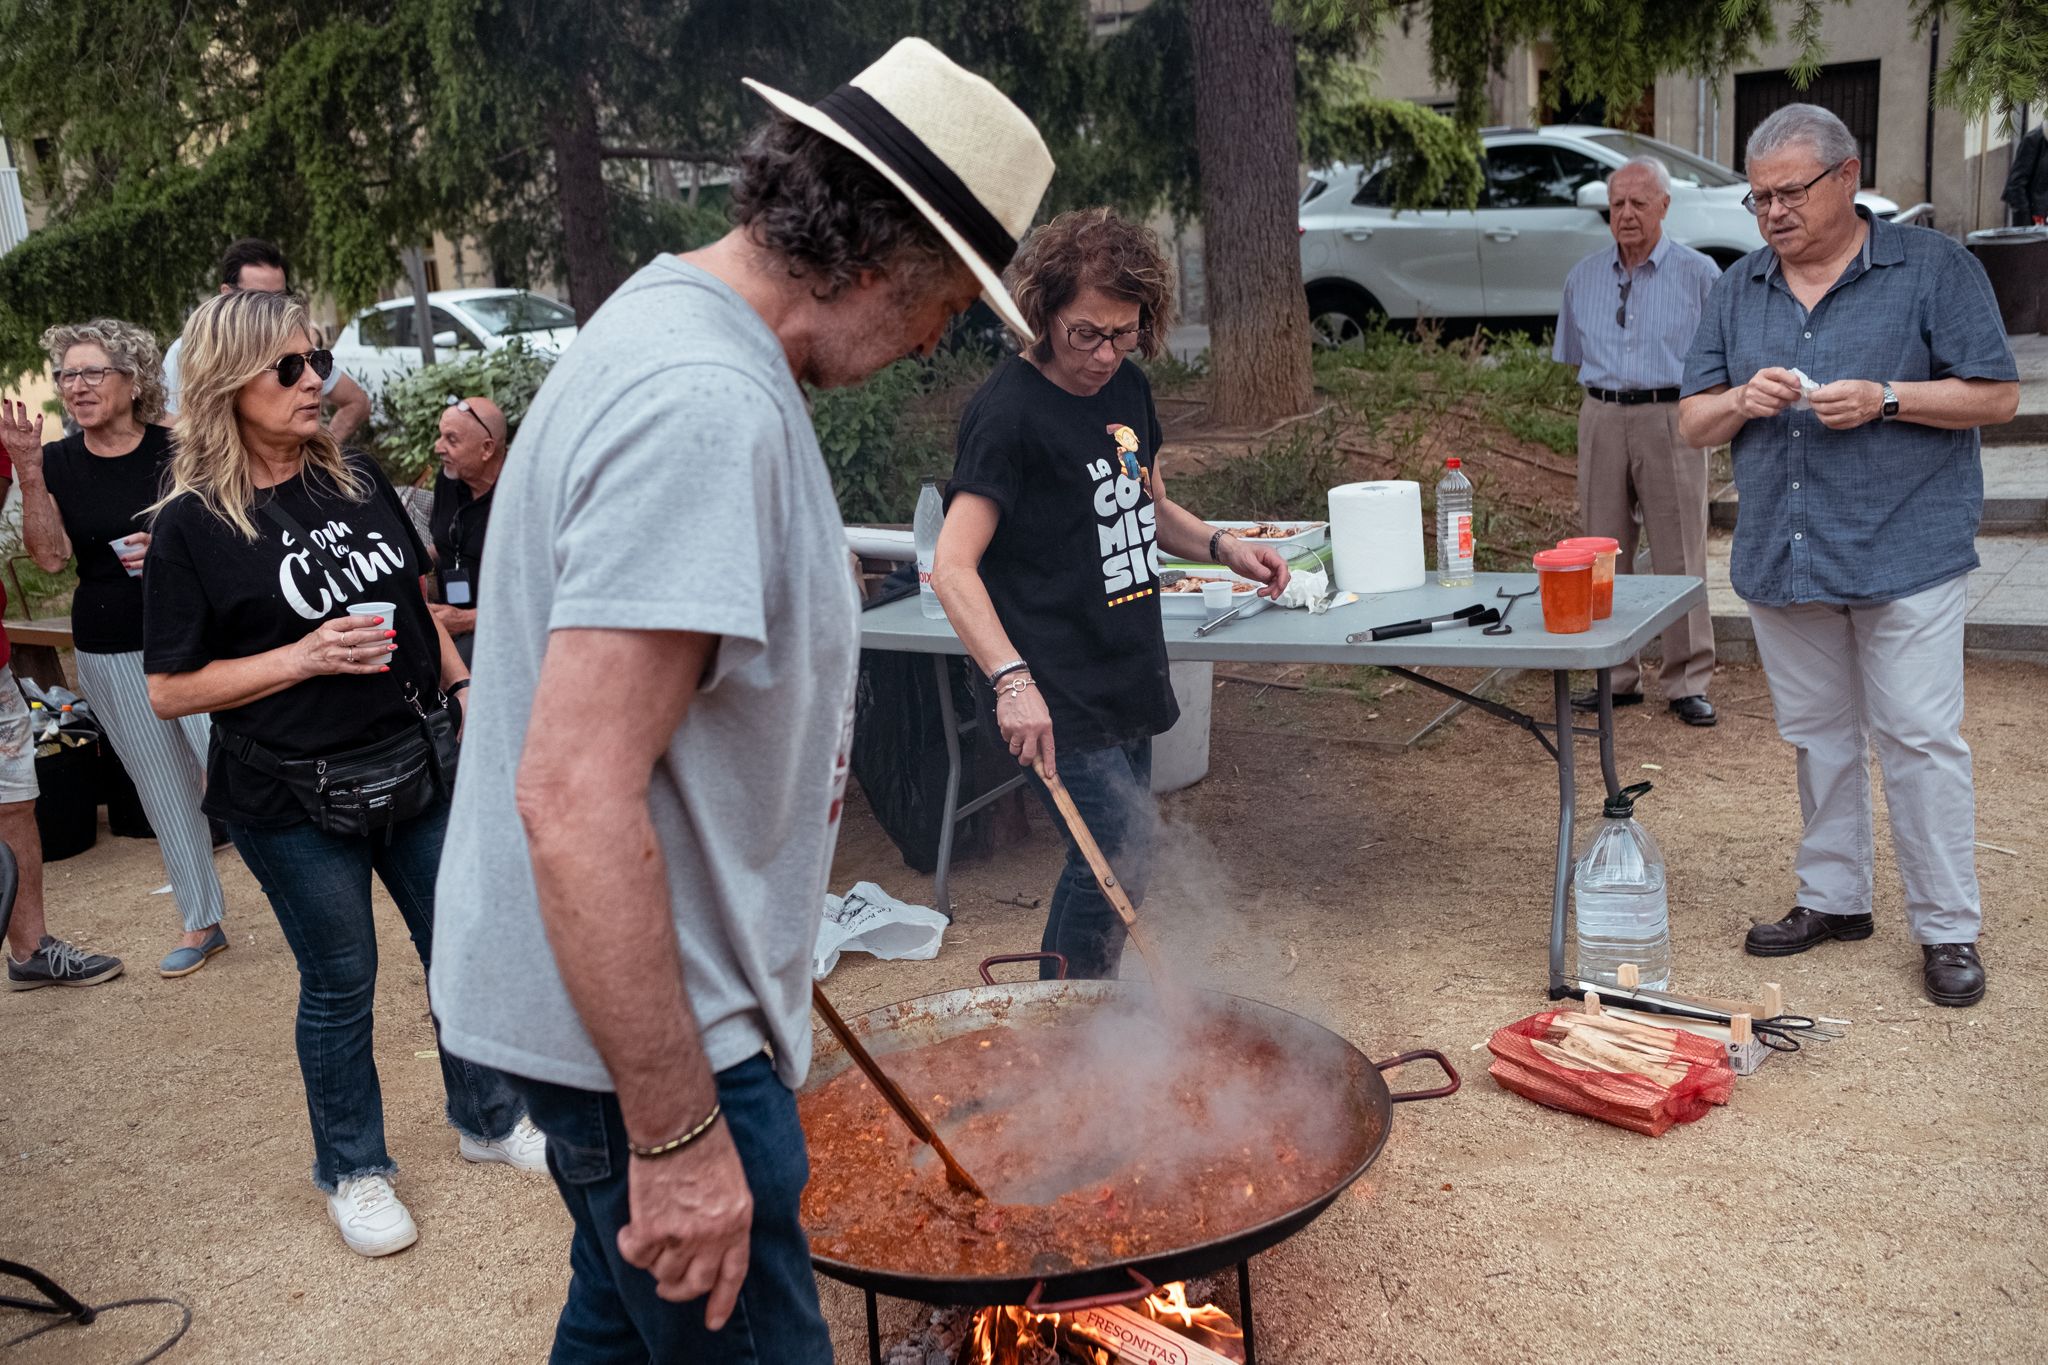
[1746,576,1979,944]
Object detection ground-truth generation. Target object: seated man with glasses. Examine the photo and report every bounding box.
[1679,102,2020,1008]
[1553,155,1723,727]
[934,206,1290,981]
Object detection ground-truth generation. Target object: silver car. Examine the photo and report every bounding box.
[1300,125,1900,342]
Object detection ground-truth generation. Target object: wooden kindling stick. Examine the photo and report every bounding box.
[811,984,986,1200]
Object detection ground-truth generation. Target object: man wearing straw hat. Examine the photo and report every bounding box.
[430,40,1053,1361]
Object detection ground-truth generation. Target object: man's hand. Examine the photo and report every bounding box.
[616,1123,753,1327]
[1736,367,1803,420]
[1810,379,1884,430]
[429,601,478,635]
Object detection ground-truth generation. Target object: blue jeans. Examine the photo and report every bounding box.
[230,798,523,1191]
[1028,736,1155,980]
[509,1053,832,1365]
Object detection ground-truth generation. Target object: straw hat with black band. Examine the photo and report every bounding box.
[744,38,1055,341]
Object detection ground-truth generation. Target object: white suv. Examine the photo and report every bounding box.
[1300,125,1900,342]
[331,288,579,400]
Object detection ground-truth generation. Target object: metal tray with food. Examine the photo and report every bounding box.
[1156,573,1274,619]
[1208,519,1328,550]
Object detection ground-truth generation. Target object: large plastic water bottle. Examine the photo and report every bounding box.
[1573,781,1670,990]
[1435,457,1474,587]
[914,479,947,619]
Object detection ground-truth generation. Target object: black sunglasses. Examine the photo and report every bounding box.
[1616,278,1632,329]
[268,348,335,388]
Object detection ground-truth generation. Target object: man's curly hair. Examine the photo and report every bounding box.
[730,117,954,303]
[1008,208,1176,362]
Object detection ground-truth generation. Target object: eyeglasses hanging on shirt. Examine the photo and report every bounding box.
[1615,278,1632,330]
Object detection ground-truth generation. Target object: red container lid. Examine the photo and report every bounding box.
[1533,548,1597,569]
[1557,536,1621,554]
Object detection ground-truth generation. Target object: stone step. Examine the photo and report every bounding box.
[1710,444,2048,532]
[1701,528,2048,662]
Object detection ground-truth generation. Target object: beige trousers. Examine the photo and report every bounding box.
[1575,395,1714,697]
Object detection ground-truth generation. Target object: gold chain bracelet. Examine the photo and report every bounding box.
[628,1102,723,1159]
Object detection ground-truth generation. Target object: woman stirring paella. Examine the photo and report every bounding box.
[933,207,1288,981]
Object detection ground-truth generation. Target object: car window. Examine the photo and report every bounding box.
[387,306,415,349]
[461,292,576,335]
[1582,132,1743,187]
[1484,145,1587,209]
[429,307,482,350]
[1352,168,1465,210]
[353,307,401,349]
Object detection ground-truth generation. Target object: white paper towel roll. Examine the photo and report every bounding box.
[1327,481,1425,594]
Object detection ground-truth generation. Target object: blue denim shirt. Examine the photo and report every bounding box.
[1681,210,2018,606]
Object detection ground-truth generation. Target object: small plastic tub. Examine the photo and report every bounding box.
[1533,548,1598,634]
[1557,536,1620,619]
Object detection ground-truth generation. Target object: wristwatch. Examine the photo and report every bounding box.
[1880,382,1899,420]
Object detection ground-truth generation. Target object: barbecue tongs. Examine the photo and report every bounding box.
[1566,977,1848,1051]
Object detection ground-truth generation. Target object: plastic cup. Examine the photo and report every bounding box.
[346,600,397,623]
[1532,548,1597,634]
[1200,581,1235,618]
[108,535,142,578]
[1557,536,1620,619]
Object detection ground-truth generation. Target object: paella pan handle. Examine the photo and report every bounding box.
[978,951,1070,984]
[1022,1267,1158,1314]
[1377,1049,1462,1102]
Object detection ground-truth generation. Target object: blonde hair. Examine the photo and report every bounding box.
[41,318,168,424]
[157,289,366,540]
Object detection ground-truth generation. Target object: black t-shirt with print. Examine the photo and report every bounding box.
[143,452,440,826]
[947,355,1178,752]
[41,424,174,654]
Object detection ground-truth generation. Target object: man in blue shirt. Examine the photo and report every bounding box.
[1680,104,2019,1008]
[1555,156,1723,726]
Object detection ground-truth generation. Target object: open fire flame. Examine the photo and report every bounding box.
[965,1282,1245,1364]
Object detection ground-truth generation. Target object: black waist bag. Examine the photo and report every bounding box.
[220,695,458,837]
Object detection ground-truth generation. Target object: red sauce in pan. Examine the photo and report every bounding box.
[799,1011,1377,1279]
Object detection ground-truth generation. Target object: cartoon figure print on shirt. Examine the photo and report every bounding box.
[277,518,410,619]
[1094,421,1158,607]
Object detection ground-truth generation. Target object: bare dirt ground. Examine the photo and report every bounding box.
[5,657,2044,1363]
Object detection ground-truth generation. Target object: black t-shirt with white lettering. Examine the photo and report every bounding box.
[946,355,1178,753]
[41,424,174,653]
[143,452,439,826]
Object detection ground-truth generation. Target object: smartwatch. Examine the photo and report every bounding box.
[1880,382,1899,420]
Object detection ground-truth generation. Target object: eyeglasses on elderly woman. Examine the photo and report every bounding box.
[55,365,132,390]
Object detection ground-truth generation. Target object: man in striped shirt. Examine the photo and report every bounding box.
[1553,156,1723,727]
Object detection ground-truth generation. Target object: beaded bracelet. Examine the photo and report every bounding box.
[1208,528,1232,563]
[628,1102,723,1159]
[988,659,1030,687]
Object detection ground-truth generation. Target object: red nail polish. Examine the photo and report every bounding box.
[384,630,396,638]
[375,616,385,625]
[380,665,389,672]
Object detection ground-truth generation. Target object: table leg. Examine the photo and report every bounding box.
[1550,670,1576,997]
[1237,1258,1257,1365]
[1596,666,1621,799]
[933,655,962,922]
[865,1287,882,1365]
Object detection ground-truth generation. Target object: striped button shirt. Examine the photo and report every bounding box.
[1552,235,1721,391]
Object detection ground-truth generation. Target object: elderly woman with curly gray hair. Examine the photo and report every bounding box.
[0,318,230,979]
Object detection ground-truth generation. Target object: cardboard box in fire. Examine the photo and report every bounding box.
[1068,1305,1237,1365]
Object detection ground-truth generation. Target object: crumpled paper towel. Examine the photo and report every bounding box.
[1273,566,1351,613]
[1789,367,1822,411]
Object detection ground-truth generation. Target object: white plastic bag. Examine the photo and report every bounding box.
[813,882,949,979]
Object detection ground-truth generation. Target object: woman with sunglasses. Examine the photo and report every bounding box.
[0,319,231,978]
[933,207,1289,980]
[142,289,542,1258]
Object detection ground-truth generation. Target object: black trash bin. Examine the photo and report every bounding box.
[99,734,156,839]
[35,737,100,862]
[1966,228,2048,334]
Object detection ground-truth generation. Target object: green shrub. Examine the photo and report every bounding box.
[371,337,558,486]
[807,360,955,525]
[1173,416,1351,522]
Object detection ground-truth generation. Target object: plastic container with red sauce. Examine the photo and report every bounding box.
[1533,547,1598,634]
[1556,536,1620,619]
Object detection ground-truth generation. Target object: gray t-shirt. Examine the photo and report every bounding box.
[430,255,860,1093]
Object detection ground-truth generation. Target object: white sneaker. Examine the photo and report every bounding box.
[458,1116,549,1174]
[327,1175,418,1258]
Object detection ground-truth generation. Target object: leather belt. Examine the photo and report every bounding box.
[1587,386,1681,404]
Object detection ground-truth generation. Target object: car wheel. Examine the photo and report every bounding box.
[1305,284,1384,351]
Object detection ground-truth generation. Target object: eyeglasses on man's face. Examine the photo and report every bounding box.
[56,365,129,390]
[1059,317,1149,355]
[266,348,334,388]
[1742,161,1845,217]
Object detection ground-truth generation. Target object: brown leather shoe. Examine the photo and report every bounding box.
[1743,906,1875,957]
[1922,943,1985,1007]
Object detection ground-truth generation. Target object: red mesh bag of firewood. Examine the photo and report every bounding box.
[1486,1010,1736,1136]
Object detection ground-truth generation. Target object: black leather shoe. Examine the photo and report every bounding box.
[1571,689,1644,712]
[1743,906,1875,957]
[1923,943,1985,1007]
[1669,695,1717,727]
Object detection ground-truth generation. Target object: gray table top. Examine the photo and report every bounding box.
[862,572,1706,671]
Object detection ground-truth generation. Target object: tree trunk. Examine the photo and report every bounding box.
[550,79,625,322]
[400,245,436,368]
[1188,0,1314,428]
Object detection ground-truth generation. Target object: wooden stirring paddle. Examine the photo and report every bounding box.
[1032,759,1173,993]
[810,983,986,1201]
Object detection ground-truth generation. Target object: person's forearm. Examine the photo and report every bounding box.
[519,738,716,1140]
[149,646,307,719]
[328,393,370,444]
[432,611,469,689]
[1894,378,2021,430]
[931,559,1026,679]
[1153,493,1221,563]
[1678,386,1745,449]
[14,474,71,573]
